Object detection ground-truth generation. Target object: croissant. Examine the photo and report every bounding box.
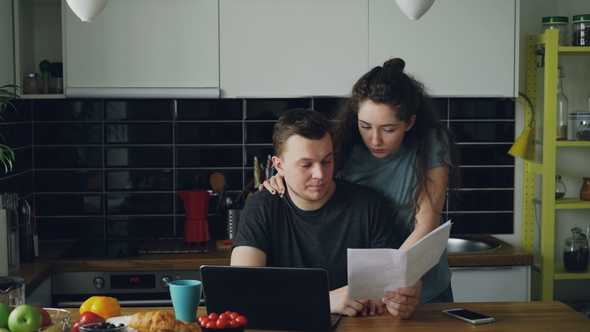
[127,311,199,332]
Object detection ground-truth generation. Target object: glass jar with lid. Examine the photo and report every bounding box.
[563,227,589,273]
[22,73,39,94]
[577,120,590,141]
[542,16,569,46]
[572,14,590,46]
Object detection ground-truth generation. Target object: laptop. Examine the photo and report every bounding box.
[200,265,341,331]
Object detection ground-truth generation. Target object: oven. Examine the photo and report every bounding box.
[53,239,208,308]
[52,270,203,308]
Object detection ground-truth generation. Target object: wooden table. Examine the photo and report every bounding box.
[69,301,590,331]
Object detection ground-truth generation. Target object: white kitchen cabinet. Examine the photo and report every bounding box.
[369,0,518,97]
[220,0,368,98]
[65,0,219,93]
[450,266,530,302]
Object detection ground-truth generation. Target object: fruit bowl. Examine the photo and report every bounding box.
[199,326,246,332]
[29,308,71,332]
[78,322,127,332]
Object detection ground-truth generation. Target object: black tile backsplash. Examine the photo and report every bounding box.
[0,97,515,242]
[34,147,103,168]
[106,170,172,191]
[35,123,102,144]
[35,170,103,192]
[106,100,174,120]
[106,124,172,144]
[106,147,173,167]
[176,123,242,144]
[176,100,243,120]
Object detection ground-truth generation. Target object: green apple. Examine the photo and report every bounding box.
[0,303,12,329]
[8,304,42,332]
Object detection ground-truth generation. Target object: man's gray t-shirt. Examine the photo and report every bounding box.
[232,178,396,290]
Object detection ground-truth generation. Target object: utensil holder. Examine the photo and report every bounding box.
[226,209,241,240]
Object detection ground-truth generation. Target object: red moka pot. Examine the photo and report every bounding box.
[179,189,212,243]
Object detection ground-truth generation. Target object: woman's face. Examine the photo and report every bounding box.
[357,100,415,158]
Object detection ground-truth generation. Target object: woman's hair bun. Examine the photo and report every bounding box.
[383,58,405,72]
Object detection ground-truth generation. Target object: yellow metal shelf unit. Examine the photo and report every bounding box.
[522,29,590,301]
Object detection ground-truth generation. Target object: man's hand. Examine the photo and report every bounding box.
[329,286,369,317]
[382,286,420,319]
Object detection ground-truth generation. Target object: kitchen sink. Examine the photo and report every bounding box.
[446,237,501,254]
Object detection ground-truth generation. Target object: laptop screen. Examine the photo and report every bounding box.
[200,265,339,331]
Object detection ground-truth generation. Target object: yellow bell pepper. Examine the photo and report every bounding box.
[79,296,121,319]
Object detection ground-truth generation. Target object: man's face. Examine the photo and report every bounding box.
[273,133,335,210]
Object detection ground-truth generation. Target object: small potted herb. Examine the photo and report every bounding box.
[0,84,19,173]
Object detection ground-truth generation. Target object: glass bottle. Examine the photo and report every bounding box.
[556,66,569,140]
[555,175,566,200]
[563,227,589,273]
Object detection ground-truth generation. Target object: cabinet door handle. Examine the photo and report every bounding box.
[450,266,514,271]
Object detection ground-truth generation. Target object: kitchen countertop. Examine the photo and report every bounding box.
[67,301,590,330]
[10,235,532,297]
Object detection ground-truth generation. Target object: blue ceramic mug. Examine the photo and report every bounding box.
[169,279,202,322]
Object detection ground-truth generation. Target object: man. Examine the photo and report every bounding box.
[231,108,420,319]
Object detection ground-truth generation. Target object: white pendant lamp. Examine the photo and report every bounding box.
[395,0,435,20]
[66,0,110,22]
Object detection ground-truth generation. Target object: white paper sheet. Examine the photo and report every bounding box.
[347,220,452,300]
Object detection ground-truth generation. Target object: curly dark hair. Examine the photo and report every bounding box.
[332,58,461,210]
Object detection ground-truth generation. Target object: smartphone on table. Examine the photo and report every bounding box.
[442,308,495,324]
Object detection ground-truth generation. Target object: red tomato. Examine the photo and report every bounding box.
[235,316,248,327]
[229,312,240,320]
[205,320,217,329]
[224,310,232,315]
[78,311,106,325]
[199,317,211,326]
[229,320,242,328]
[218,313,231,321]
[216,319,229,329]
[208,312,219,321]
[198,315,208,324]
[72,311,106,332]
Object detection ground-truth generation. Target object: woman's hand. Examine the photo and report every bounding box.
[382,286,420,319]
[258,173,286,197]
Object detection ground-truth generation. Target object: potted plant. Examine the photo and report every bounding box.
[0,84,19,173]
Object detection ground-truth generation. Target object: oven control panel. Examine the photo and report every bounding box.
[53,270,201,295]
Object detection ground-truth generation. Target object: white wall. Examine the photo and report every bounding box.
[0,0,14,87]
[497,0,590,301]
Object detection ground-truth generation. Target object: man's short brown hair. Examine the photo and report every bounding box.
[272,108,333,157]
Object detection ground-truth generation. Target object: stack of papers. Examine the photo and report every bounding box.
[347,220,452,300]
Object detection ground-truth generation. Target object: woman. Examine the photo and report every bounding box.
[262,58,461,307]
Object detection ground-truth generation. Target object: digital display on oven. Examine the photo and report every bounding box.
[111,274,156,289]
